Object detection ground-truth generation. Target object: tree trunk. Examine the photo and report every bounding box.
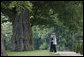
[1,37,7,56]
[11,8,33,51]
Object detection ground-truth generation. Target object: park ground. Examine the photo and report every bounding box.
[6,50,83,56]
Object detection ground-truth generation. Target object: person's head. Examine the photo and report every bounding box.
[50,35,53,38]
[53,35,56,38]
[50,34,56,38]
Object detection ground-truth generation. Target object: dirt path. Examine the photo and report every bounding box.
[57,51,83,56]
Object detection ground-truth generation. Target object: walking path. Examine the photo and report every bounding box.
[57,51,83,56]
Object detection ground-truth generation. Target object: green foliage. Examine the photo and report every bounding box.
[1,1,32,14]
[1,1,11,9]
[32,25,54,50]
[2,22,12,50]
[39,43,47,50]
[49,1,83,31]
[1,1,83,52]
[1,13,9,23]
[32,25,83,51]
[1,14,12,50]
[1,1,83,31]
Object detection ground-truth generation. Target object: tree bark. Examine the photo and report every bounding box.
[11,8,33,51]
[1,37,7,56]
[1,3,33,51]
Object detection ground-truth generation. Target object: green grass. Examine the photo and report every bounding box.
[6,50,60,56]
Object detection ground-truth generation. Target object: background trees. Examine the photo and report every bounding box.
[1,1,83,56]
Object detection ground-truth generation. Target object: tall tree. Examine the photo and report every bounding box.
[1,1,33,51]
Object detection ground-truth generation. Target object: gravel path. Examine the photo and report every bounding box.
[57,51,83,56]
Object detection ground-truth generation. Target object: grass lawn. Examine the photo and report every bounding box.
[6,50,60,56]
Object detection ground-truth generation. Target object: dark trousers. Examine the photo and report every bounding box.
[53,45,56,52]
[50,42,53,52]
[50,42,56,52]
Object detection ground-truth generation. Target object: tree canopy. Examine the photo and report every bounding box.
[1,1,83,31]
[1,1,83,56]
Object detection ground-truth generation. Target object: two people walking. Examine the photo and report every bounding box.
[50,34,57,53]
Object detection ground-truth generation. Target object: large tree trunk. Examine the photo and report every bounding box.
[1,37,7,56]
[11,8,33,51]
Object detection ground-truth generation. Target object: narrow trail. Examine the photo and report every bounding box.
[57,51,83,56]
